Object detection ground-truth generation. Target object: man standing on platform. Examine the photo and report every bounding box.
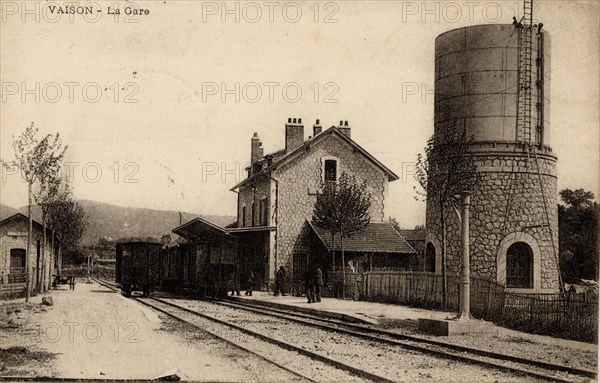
[314,267,323,302]
[245,270,255,296]
[304,267,315,303]
[274,266,286,296]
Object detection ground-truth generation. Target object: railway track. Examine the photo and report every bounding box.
[93,278,389,382]
[214,297,597,383]
[94,279,595,383]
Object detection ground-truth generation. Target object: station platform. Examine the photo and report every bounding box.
[229,291,598,359]
[229,291,453,325]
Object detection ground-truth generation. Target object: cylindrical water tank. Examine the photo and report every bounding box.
[435,24,551,145]
[426,24,559,292]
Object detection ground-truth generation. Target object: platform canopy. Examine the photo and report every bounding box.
[307,220,416,254]
[173,217,234,242]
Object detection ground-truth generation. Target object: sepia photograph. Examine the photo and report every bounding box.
[0,0,598,381]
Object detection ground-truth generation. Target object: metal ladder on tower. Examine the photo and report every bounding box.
[515,0,563,291]
[516,0,533,145]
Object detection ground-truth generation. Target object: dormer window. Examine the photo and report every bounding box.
[324,159,337,182]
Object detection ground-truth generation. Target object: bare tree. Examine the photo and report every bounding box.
[414,122,479,309]
[312,172,372,299]
[12,123,66,301]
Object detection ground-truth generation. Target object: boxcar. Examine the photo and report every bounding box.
[160,245,181,293]
[116,241,162,297]
[177,238,238,298]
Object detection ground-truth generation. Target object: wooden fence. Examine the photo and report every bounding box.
[325,271,598,343]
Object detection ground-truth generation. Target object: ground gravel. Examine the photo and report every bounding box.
[164,298,545,383]
[376,318,598,372]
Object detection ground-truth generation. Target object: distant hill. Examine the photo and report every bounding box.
[0,200,235,245]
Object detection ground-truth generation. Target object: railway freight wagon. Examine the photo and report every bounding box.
[177,240,238,298]
[160,245,181,293]
[116,242,162,297]
[171,217,241,298]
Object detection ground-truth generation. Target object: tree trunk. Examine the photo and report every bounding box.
[331,233,335,270]
[41,218,47,293]
[441,202,448,310]
[49,228,55,290]
[341,225,346,300]
[58,244,63,277]
[26,183,33,302]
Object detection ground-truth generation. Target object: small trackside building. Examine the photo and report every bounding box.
[0,213,58,298]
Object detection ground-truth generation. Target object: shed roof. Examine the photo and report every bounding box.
[307,220,416,254]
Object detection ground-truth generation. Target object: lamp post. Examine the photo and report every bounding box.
[457,192,471,320]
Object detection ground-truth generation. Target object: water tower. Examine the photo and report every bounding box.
[425,13,560,292]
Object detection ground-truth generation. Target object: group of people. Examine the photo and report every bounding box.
[231,265,325,304]
[274,265,324,303]
[304,266,323,303]
[230,268,254,297]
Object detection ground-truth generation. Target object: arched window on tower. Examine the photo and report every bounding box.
[506,242,533,288]
[425,243,436,272]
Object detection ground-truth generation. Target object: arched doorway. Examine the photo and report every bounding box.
[425,242,436,272]
[506,242,533,288]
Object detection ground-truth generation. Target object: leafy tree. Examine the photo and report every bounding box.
[414,122,479,309]
[560,189,596,210]
[312,172,372,299]
[36,171,61,293]
[12,123,66,301]
[388,217,401,232]
[558,189,599,282]
[45,184,88,271]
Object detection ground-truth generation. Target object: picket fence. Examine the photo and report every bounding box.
[325,271,598,343]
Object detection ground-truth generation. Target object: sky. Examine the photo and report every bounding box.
[1,0,598,229]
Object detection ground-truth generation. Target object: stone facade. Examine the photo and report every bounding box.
[429,24,559,293]
[425,144,560,292]
[0,214,57,296]
[235,127,392,281]
[275,133,387,279]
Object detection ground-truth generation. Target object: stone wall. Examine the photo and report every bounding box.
[274,133,388,279]
[0,216,55,291]
[237,177,274,227]
[425,147,559,292]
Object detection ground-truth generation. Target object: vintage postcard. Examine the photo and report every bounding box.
[0,0,598,381]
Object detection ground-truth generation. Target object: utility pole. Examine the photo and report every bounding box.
[458,193,471,320]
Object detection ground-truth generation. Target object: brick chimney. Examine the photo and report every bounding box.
[313,119,322,137]
[285,117,304,154]
[338,120,351,139]
[250,132,263,175]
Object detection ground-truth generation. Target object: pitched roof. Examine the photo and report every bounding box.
[172,217,231,241]
[173,217,275,242]
[307,220,416,254]
[397,229,427,242]
[0,213,60,241]
[231,126,399,191]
